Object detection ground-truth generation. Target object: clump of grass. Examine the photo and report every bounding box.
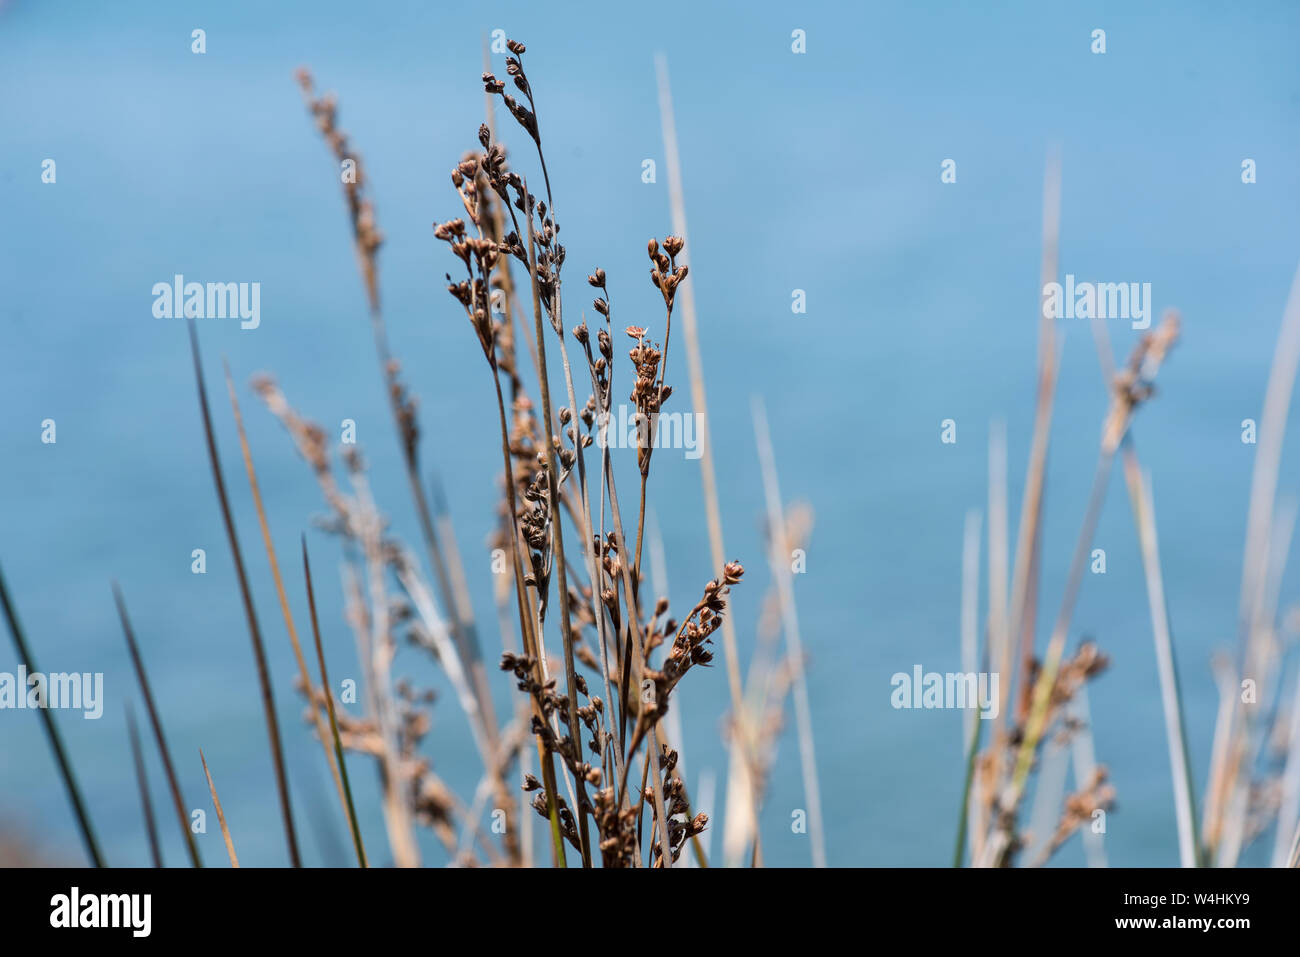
[237,35,785,868]
[1203,263,1300,867]
[971,319,1179,868]
[958,156,1181,867]
[9,33,812,871]
[429,39,763,866]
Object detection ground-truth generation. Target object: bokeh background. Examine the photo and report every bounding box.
[2,0,1299,866]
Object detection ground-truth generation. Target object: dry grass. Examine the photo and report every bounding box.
[244,36,784,868]
[17,32,1300,872]
[957,157,1300,870]
[199,749,239,867]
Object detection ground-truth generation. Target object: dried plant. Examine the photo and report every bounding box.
[428,38,753,867]
[958,156,1181,868]
[183,35,789,871]
[12,30,1300,877]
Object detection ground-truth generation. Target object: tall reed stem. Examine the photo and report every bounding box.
[189,320,300,867]
[0,565,104,867]
[113,583,201,867]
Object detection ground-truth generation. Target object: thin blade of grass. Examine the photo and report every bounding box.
[978,420,1007,862]
[1128,465,1200,866]
[126,702,163,867]
[199,748,240,867]
[657,52,763,868]
[648,513,709,868]
[1216,260,1300,865]
[960,510,982,754]
[955,508,981,865]
[1068,688,1109,867]
[1238,262,1300,655]
[188,319,301,867]
[751,396,825,867]
[302,536,368,868]
[222,359,349,824]
[1007,148,1062,726]
[1024,724,1070,866]
[521,180,596,867]
[113,582,201,867]
[1089,291,1199,867]
[0,563,104,867]
[1272,663,1300,866]
[954,703,983,867]
[987,316,1178,865]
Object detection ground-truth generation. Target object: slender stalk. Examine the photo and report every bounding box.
[188,320,300,867]
[1202,657,1237,854]
[1007,149,1062,727]
[1067,689,1108,867]
[426,476,517,860]
[351,471,420,868]
[977,421,1007,864]
[960,510,981,753]
[1127,464,1201,866]
[0,565,104,867]
[126,702,162,868]
[648,514,709,867]
[751,397,825,867]
[491,370,567,867]
[656,53,762,866]
[1214,261,1300,865]
[199,749,240,867]
[1011,450,1113,795]
[1087,300,1199,866]
[601,456,671,866]
[586,351,632,826]
[454,136,565,863]
[295,71,498,756]
[1024,717,1070,867]
[546,281,619,865]
[954,709,982,866]
[522,190,593,866]
[496,55,605,862]
[1238,262,1300,656]
[302,537,368,868]
[979,425,1126,866]
[1273,664,1300,867]
[113,582,200,867]
[222,360,348,822]
[575,289,664,862]
[633,478,648,585]
[371,309,499,751]
[956,508,981,865]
